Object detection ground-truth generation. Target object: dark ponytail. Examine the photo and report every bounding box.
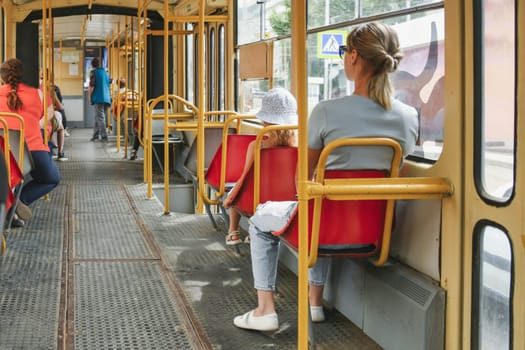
[0,58,24,111]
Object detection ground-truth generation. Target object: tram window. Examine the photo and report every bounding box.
[218,25,225,110]
[239,38,290,116]
[239,80,269,115]
[361,0,441,17]
[307,0,357,29]
[474,0,515,202]
[193,32,207,108]
[305,10,444,160]
[273,38,291,90]
[237,0,291,45]
[209,28,216,111]
[185,23,194,104]
[472,223,512,350]
[0,8,4,61]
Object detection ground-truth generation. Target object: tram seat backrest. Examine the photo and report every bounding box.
[273,169,389,257]
[183,127,235,177]
[231,147,298,217]
[0,129,34,178]
[205,134,257,191]
[0,136,24,212]
[0,151,7,229]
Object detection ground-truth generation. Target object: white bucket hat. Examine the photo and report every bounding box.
[255,88,298,125]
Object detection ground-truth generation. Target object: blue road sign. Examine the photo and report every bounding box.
[317,31,346,59]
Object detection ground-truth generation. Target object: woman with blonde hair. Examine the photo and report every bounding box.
[233,22,418,332]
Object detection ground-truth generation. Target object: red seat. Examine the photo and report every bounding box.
[273,169,388,257]
[231,147,298,217]
[270,137,403,264]
[0,151,8,223]
[205,134,257,194]
[0,136,24,212]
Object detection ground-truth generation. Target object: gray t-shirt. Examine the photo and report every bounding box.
[308,95,419,170]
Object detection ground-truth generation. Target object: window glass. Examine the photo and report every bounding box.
[218,25,225,110]
[273,38,292,90]
[237,0,263,44]
[239,80,269,115]
[473,224,512,349]
[477,0,515,201]
[185,23,194,104]
[237,0,291,44]
[361,0,441,17]
[194,31,206,108]
[209,28,216,111]
[306,10,444,159]
[0,9,4,62]
[307,0,357,30]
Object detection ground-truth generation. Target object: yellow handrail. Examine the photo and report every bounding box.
[194,114,241,206]
[145,94,198,213]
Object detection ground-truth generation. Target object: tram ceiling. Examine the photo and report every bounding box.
[16,4,163,44]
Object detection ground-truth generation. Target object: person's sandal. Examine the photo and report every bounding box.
[226,230,242,245]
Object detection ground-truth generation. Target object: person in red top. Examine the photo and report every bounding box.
[0,58,60,223]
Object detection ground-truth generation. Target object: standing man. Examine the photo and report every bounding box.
[88,57,111,141]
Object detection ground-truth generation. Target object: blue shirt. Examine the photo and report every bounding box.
[89,67,112,105]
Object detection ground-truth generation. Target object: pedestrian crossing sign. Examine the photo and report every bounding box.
[317,30,346,59]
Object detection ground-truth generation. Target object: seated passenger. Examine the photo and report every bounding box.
[42,86,68,161]
[0,58,61,224]
[112,77,127,118]
[53,82,69,136]
[222,88,297,245]
[233,22,419,331]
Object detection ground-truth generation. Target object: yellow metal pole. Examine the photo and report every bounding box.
[196,0,206,213]
[291,0,309,348]
[124,16,130,158]
[140,0,150,185]
[58,40,62,88]
[116,22,122,152]
[41,0,49,145]
[146,4,153,198]
[162,0,170,214]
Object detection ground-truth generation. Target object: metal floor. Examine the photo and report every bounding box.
[0,128,381,349]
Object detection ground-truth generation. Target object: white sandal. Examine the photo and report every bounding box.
[226,230,242,245]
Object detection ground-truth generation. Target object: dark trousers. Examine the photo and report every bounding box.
[20,150,60,205]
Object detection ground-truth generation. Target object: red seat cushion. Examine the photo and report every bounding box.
[275,170,388,257]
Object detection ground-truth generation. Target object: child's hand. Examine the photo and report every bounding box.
[223,196,232,208]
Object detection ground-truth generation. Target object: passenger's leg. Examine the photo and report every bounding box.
[308,257,331,322]
[94,104,108,139]
[129,135,140,160]
[233,224,280,331]
[92,107,100,140]
[20,151,60,205]
[59,109,67,129]
[225,209,242,245]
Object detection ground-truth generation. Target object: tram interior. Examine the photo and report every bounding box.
[0,1,452,349]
